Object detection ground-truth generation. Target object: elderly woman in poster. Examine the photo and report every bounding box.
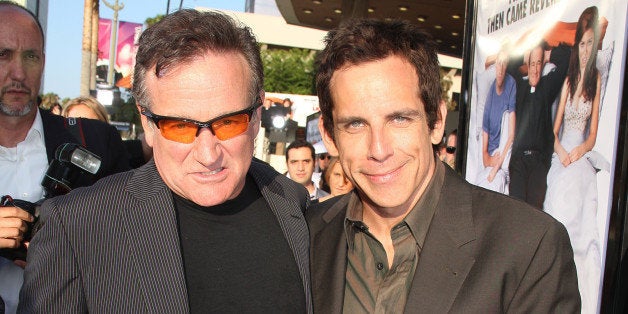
[544,6,602,313]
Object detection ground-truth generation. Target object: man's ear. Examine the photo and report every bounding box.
[319,116,339,156]
[137,105,154,148]
[430,100,447,145]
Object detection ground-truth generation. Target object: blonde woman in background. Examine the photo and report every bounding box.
[319,157,354,202]
[63,97,154,167]
[63,96,109,123]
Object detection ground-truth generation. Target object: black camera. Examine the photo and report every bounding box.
[41,143,102,197]
[0,143,101,261]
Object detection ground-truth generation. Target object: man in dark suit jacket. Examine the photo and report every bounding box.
[40,108,130,183]
[0,3,128,311]
[20,9,312,313]
[308,18,580,313]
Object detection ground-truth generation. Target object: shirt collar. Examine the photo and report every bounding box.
[403,160,445,250]
[344,159,445,250]
[25,109,45,143]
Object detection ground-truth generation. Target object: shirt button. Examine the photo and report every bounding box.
[376,262,384,270]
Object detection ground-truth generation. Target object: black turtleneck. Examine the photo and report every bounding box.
[174,175,305,313]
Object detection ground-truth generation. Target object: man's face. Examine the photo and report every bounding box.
[317,153,330,171]
[0,7,44,116]
[141,51,260,206]
[446,133,457,162]
[527,47,543,88]
[286,147,314,187]
[322,55,445,215]
[446,134,457,151]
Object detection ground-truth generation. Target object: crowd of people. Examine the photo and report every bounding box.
[1,1,583,313]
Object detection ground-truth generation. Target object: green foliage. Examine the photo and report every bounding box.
[39,92,59,109]
[145,14,164,27]
[261,47,316,95]
[110,95,143,133]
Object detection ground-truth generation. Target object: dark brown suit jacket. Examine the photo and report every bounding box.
[307,164,580,313]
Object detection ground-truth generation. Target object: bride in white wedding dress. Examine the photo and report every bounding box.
[544,6,602,314]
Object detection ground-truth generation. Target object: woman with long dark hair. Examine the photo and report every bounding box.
[544,6,602,313]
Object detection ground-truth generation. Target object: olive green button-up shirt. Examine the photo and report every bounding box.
[343,162,445,314]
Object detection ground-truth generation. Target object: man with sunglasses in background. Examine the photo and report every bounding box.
[316,152,332,193]
[21,9,312,313]
[444,129,457,169]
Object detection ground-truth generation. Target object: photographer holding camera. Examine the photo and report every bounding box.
[0,2,130,312]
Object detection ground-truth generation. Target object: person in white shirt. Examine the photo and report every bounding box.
[286,140,329,201]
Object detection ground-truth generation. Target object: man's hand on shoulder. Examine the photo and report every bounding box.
[0,205,33,249]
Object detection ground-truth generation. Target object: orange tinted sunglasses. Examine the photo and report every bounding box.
[140,101,261,143]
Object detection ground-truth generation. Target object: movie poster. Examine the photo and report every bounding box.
[464,1,627,312]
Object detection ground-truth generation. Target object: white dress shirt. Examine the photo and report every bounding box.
[0,109,48,202]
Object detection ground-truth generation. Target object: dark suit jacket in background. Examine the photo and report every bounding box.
[40,108,130,181]
[307,164,580,313]
[19,159,312,313]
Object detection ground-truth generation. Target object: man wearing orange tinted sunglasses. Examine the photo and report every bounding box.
[21,9,313,313]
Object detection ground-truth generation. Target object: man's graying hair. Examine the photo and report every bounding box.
[0,1,45,50]
[132,9,263,108]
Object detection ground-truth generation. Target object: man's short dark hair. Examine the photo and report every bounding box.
[132,9,263,109]
[286,140,315,162]
[315,18,442,139]
[0,1,45,50]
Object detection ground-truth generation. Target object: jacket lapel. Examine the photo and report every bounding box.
[310,194,351,314]
[122,161,189,312]
[404,168,477,312]
[248,161,313,313]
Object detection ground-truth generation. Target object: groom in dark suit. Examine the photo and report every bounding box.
[308,19,580,313]
[21,9,312,313]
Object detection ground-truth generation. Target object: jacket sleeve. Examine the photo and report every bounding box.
[506,220,581,312]
[18,198,88,313]
[102,123,131,176]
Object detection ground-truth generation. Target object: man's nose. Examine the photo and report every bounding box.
[8,57,27,82]
[192,128,222,165]
[367,127,393,162]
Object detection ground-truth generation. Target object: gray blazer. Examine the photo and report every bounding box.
[20,160,312,313]
[307,164,580,313]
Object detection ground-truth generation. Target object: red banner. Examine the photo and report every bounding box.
[98,18,112,61]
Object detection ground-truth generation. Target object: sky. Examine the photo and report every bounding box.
[43,0,246,99]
